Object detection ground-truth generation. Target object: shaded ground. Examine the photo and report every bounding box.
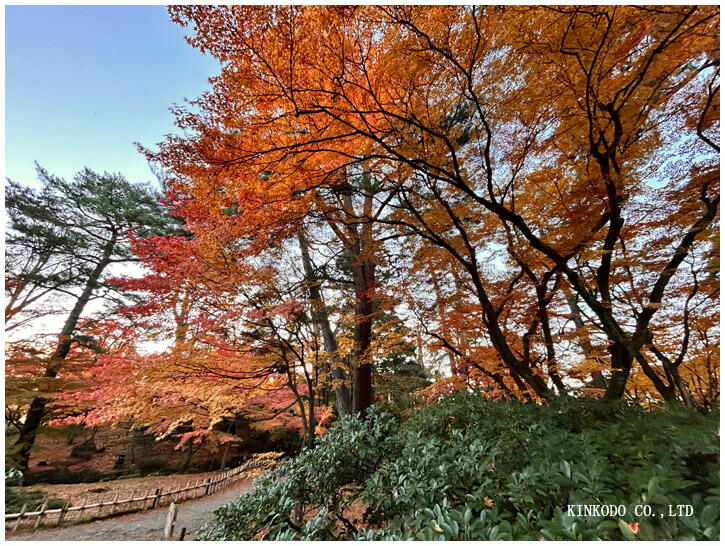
[8,475,254,541]
[13,423,272,481]
[15,423,216,477]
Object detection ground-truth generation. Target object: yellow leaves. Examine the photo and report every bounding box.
[568,358,607,380]
[314,406,335,435]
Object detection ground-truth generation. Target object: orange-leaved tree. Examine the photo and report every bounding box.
[153,5,718,402]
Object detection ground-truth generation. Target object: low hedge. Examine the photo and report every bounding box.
[5,487,65,513]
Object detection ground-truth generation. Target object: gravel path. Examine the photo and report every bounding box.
[8,477,253,541]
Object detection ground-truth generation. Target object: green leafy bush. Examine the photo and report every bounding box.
[199,406,404,540]
[199,394,719,540]
[5,487,44,513]
[5,487,64,513]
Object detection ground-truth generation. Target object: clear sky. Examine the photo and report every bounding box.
[5,5,220,188]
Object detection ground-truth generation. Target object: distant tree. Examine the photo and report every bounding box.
[374,348,431,412]
[55,232,337,452]
[5,165,177,470]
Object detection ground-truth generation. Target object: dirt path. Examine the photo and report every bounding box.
[8,477,254,541]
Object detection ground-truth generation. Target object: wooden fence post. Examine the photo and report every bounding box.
[77,496,88,522]
[204,478,212,496]
[127,489,136,511]
[95,494,105,518]
[13,504,27,532]
[57,497,71,527]
[164,502,178,539]
[34,500,48,529]
[151,488,161,509]
[110,492,121,515]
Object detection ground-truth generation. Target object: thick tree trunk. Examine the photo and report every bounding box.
[351,271,374,414]
[13,397,48,470]
[339,191,377,416]
[13,237,116,471]
[603,342,634,399]
[348,228,376,415]
[297,230,353,418]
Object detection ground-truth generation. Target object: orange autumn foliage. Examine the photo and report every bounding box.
[147,5,717,405]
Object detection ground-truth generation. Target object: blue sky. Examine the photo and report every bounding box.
[5,5,220,188]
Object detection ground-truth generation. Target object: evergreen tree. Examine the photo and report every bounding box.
[5,164,178,470]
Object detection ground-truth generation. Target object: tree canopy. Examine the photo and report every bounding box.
[5,6,720,479]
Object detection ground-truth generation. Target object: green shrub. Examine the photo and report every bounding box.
[5,487,44,513]
[199,406,404,540]
[25,468,103,485]
[199,394,719,540]
[46,497,66,509]
[5,487,64,513]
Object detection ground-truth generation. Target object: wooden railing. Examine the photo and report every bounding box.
[6,456,278,533]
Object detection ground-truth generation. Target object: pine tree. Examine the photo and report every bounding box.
[5,164,178,470]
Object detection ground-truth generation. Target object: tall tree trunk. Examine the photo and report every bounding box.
[343,192,376,416]
[350,260,375,415]
[297,230,353,418]
[181,441,200,472]
[321,179,379,416]
[13,236,116,471]
[429,271,460,375]
[219,421,234,470]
